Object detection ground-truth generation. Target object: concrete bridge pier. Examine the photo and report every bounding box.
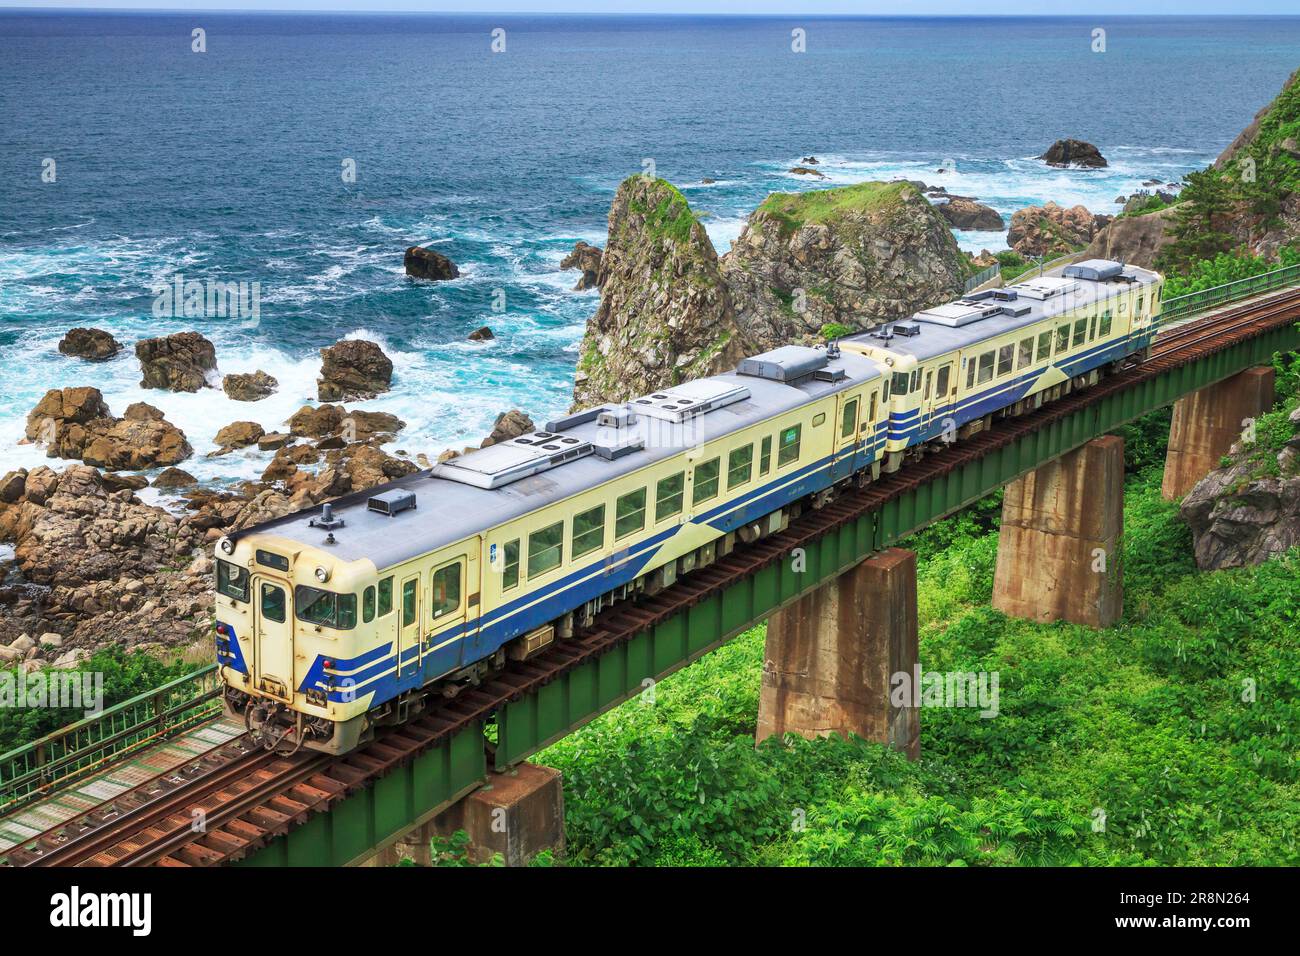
[992,435,1124,629]
[1162,366,1275,500]
[756,547,920,759]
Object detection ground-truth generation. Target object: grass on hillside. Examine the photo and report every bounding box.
[757,181,911,238]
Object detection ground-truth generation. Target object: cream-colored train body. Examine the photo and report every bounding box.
[216,258,1162,754]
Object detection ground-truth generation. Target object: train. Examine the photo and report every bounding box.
[215,257,1163,754]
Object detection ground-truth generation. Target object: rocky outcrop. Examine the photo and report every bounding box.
[222,370,278,401]
[58,327,122,362]
[1040,139,1108,168]
[1214,66,1300,169]
[135,331,218,392]
[153,467,197,490]
[1007,202,1110,257]
[1181,406,1300,570]
[938,197,1004,231]
[404,245,460,281]
[572,177,753,408]
[789,166,826,178]
[287,403,404,445]
[721,180,966,350]
[317,339,393,402]
[481,409,535,447]
[212,420,265,452]
[467,326,494,342]
[561,241,604,291]
[1081,204,1181,269]
[24,388,192,470]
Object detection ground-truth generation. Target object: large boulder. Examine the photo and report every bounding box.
[135,331,218,392]
[222,370,278,402]
[571,177,753,409]
[560,241,604,291]
[58,327,122,362]
[1081,205,1181,270]
[1007,202,1110,257]
[1039,139,1108,168]
[23,388,192,470]
[937,197,1005,231]
[317,339,393,402]
[721,180,966,351]
[404,245,460,281]
[481,409,535,447]
[212,420,266,451]
[287,403,403,443]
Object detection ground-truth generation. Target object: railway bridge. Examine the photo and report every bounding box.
[3,263,1300,867]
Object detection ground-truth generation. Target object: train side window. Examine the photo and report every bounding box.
[759,437,772,475]
[1036,331,1052,362]
[891,371,909,396]
[1136,295,1144,316]
[1055,324,1070,353]
[431,562,461,619]
[841,398,859,438]
[378,576,393,616]
[977,351,995,384]
[693,458,720,504]
[1072,318,1087,348]
[910,369,921,393]
[401,579,417,627]
[935,366,950,398]
[571,504,605,559]
[656,472,685,521]
[1089,314,1099,341]
[615,488,646,539]
[1119,299,1128,314]
[337,593,357,629]
[217,560,249,603]
[502,540,520,590]
[1017,337,1033,369]
[966,359,976,390]
[778,424,802,467]
[527,522,564,578]
[1100,310,1113,337]
[997,344,1014,376]
[867,392,878,423]
[922,370,933,400]
[260,582,286,624]
[363,586,375,624]
[728,445,754,489]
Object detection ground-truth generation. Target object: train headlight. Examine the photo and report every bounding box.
[218,537,234,555]
[314,566,330,583]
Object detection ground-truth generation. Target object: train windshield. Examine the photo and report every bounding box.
[216,560,249,602]
[294,585,358,629]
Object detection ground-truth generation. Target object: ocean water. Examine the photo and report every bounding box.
[2,12,1298,488]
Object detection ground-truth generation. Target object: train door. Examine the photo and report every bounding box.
[831,393,861,480]
[252,576,293,702]
[398,572,422,682]
[425,550,471,675]
[922,362,953,438]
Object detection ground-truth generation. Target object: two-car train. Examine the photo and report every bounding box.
[216,258,1163,753]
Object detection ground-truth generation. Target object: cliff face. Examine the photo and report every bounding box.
[572,177,751,409]
[572,178,964,407]
[722,181,966,351]
[1081,205,1180,269]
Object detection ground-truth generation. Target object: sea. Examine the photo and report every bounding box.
[2,11,1298,493]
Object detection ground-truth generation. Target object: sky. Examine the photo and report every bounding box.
[2,1,1298,15]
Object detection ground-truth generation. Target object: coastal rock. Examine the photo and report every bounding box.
[288,404,404,443]
[571,177,753,408]
[560,241,604,291]
[721,180,966,350]
[1081,204,1181,269]
[404,245,460,281]
[222,370,278,402]
[481,409,535,447]
[468,326,495,342]
[58,327,122,362]
[1040,139,1108,168]
[152,467,198,490]
[213,420,265,451]
[24,387,192,470]
[937,197,1004,231]
[317,339,393,402]
[789,166,826,178]
[256,432,293,451]
[1006,202,1109,257]
[135,331,218,392]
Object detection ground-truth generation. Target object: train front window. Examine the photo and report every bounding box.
[295,586,357,630]
[217,560,249,603]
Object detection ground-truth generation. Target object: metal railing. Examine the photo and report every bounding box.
[1158,262,1300,326]
[0,663,222,814]
[963,262,1001,292]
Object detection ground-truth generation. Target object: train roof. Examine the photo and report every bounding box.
[230,345,885,569]
[841,260,1162,363]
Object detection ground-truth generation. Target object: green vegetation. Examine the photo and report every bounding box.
[756,181,911,238]
[1115,192,1175,220]
[624,177,700,246]
[820,321,854,341]
[1162,244,1300,298]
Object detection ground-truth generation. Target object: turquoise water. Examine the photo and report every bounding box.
[2,12,1298,488]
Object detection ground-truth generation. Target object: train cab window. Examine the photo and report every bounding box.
[759,437,773,475]
[727,446,754,489]
[841,398,859,438]
[1100,310,1113,337]
[997,344,1014,377]
[401,579,417,628]
[1056,324,1070,353]
[431,563,462,619]
[1036,331,1052,362]
[295,586,357,630]
[891,371,909,396]
[217,560,249,603]
[778,424,802,467]
[260,583,286,624]
[1017,338,1034,369]
[656,472,685,521]
[362,586,375,624]
[977,351,995,385]
[693,458,720,504]
[378,576,393,616]
[1072,319,1087,348]
[1136,296,1144,317]
[615,489,647,539]
[572,505,606,559]
[935,367,951,399]
[502,540,520,590]
[528,522,564,578]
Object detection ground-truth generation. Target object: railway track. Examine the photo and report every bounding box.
[7,285,1300,867]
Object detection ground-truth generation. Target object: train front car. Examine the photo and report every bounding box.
[214,513,383,755]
